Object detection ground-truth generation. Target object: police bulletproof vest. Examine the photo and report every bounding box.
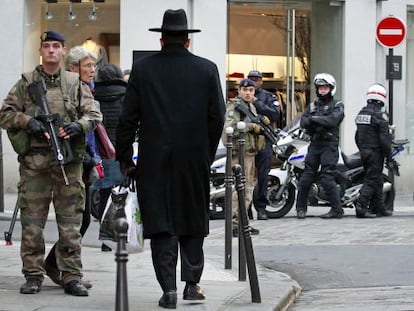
[355,106,382,148]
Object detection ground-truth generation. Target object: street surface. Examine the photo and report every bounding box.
[1,193,414,310]
[205,194,414,310]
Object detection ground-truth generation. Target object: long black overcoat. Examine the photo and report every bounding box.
[116,44,225,238]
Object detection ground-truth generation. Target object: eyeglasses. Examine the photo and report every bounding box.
[81,62,97,70]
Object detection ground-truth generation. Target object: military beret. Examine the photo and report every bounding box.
[247,70,262,78]
[239,79,255,88]
[40,31,65,44]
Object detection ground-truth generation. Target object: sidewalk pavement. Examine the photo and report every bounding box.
[0,192,301,311]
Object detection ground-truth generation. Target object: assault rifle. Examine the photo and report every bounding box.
[27,79,73,185]
[235,103,279,146]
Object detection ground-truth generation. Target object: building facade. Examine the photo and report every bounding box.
[0,0,413,194]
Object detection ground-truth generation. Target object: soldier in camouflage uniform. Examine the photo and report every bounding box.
[222,78,267,237]
[0,31,102,296]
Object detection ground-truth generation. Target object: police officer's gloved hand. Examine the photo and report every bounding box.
[26,118,46,138]
[259,115,270,125]
[63,122,83,138]
[387,159,399,176]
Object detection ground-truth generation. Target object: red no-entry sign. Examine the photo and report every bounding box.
[376,16,406,48]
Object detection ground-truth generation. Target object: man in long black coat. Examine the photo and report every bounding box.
[115,9,225,309]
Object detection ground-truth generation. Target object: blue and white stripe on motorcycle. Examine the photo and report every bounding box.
[391,145,404,158]
[289,154,305,162]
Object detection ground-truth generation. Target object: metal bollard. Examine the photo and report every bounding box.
[114,217,129,311]
[236,121,247,281]
[233,164,261,303]
[224,126,234,269]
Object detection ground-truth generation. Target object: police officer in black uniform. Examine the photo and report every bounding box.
[296,73,344,219]
[247,70,280,220]
[354,83,393,218]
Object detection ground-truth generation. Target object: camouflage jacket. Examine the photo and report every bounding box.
[0,65,102,163]
[222,97,265,156]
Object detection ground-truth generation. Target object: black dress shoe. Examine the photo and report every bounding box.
[320,209,344,219]
[20,278,42,294]
[64,280,89,296]
[257,208,268,220]
[44,261,63,287]
[183,284,205,301]
[297,210,306,219]
[158,290,177,309]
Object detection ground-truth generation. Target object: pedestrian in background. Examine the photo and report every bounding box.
[0,31,102,296]
[354,83,393,218]
[223,78,266,237]
[94,63,126,250]
[247,70,280,220]
[296,73,344,219]
[115,9,225,309]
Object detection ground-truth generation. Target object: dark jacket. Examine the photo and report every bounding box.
[301,96,344,144]
[254,88,280,122]
[94,79,127,145]
[355,102,391,158]
[116,44,226,238]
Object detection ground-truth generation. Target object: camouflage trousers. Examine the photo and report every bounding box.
[18,161,85,284]
[231,154,256,229]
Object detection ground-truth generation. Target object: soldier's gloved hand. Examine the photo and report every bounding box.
[248,123,261,134]
[63,122,83,138]
[26,118,46,138]
[259,115,271,125]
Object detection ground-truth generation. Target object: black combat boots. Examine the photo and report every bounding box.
[355,202,376,218]
[320,208,344,219]
[64,279,89,296]
[20,278,42,294]
[256,207,268,220]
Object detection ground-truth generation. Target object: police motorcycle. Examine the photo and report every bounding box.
[263,113,408,218]
[209,147,227,219]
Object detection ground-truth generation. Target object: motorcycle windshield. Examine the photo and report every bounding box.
[279,113,303,137]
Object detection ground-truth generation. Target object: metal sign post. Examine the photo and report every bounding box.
[376,15,407,125]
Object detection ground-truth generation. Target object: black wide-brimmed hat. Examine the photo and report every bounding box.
[149,9,201,33]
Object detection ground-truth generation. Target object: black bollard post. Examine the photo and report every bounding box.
[224,126,234,269]
[233,164,261,303]
[114,217,129,311]
[236,121,247,281]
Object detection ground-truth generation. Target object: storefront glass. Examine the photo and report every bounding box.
[227,0,311,127]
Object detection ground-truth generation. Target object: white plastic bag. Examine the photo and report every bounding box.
[99,178,144,253]
[124,189,144,253]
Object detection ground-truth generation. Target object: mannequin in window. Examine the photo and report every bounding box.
[82,37,108,71]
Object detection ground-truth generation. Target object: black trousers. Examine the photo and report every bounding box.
[296,143,341,212]
[357,148,384,211]
[150,233,204,292]
[253,142,272,210]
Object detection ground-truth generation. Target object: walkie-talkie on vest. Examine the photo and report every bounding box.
[27,79,74,185]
